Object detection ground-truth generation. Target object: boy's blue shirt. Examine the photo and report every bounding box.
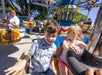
[29,38,56,73]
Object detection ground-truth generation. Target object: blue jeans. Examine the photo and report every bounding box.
[27,68,55,75]
[43,68,55,75]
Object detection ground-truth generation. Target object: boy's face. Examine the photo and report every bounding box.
[44,31,58,45]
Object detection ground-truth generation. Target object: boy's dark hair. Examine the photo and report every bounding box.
[45,20,60,35]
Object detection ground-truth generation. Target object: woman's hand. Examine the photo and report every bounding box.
[69,44,80,54]
[77,43,87,49]
[86,68,102,75]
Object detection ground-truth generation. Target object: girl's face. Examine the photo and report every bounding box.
[67,30,76,40]
[44,31,57,45]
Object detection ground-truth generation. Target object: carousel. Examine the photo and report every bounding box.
[56,5,80,35]
[1,0,100,46]
[0,20,22,46]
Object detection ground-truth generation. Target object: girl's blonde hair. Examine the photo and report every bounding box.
[68,25,83,40]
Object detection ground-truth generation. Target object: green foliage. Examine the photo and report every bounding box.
[72,13,87,24]
[5,1,21,12]
[2,1,87,23]
[30,4,48,20]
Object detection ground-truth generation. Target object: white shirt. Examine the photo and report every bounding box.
[8,16,20,29]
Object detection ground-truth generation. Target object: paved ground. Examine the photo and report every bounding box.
[0,33,44,75]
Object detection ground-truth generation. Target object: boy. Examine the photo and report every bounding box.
[5,19,60,75]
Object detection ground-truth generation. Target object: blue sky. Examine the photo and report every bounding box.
[80,0,101,26]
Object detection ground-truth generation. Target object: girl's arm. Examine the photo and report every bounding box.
[63,40,80,53]
[62,40,70,50]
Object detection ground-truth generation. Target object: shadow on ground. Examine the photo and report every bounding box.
[0,44,19,75]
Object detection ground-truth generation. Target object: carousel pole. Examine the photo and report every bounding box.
[28,4,30,15]
[26,0,30,15]
[1,0,7,19]
[87,7,91,18]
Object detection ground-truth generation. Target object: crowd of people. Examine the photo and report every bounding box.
[3,10,101,75]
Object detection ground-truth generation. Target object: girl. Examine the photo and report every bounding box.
[66,26,102,75]
[59,25,87,75]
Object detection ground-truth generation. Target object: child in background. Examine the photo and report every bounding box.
[59,25,87,75]
[27,13,34,22]
[5,19,60,75]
